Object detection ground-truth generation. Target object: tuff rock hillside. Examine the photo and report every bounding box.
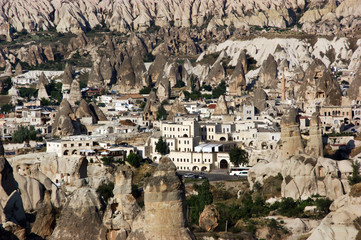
[0,0,361,40]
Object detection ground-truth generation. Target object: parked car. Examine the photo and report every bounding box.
[184,173,196,178]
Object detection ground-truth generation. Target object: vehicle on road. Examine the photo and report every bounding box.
[184,173,196,178]
[229,167,250,176]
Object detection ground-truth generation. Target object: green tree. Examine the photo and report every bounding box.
[18,87,38,99]
[41,98,50,106]
[315,198,332,215]
[126,152,141,168]
[156,104,168,120]
[46,80,63,105]
[1,103,14,113]
[155,136,168,155]
[139,86,151,94]
[174,80,185,88]
[348,160,361,185]
[229,146,249,166]
[12,126,38,143]
[186,179,213,226]
[212,81,226,98]
[96,182,114,203]
[0,77,12,95]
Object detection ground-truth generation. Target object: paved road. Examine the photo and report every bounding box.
[177,171,246,182]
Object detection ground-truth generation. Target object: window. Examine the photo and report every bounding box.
[79,143,82,147]
[86,143,89,146]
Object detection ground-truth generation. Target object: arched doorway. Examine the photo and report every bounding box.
[192,166,199,171]
[63,150,69,156]
[201,166,207,172]
[261,142,268,150]
[220,137,226,141]
[72,150,77,155]
[220,160,228,169]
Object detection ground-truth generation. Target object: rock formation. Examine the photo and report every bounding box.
[31,191,55,239]
[253,88,268,113]
[38,72,49,87]
[50,187,106,240]
[205,60,225,86]
[307,182,361,240]
[14,62,22,75]
[127,157,195,240]
[0,155,26,227]
[67,80,82,105]
[258,54,278,88]
[132,52,150,88]
[103,165,141,239]
[167,99,189,120]
[75,99,97,124]
[229,53,247,96]
[4,60,12,75]
[52,98,80,137]
[148,54,167,84]
[143,91,161,121]
[114,55,139,93]
[37,81,50,100]
[62,64,74,92]
[213,95,228,115]
[68,32,88,52]
[347,63,361,102]
[297,59,342,106]
[199,204,220,232]
[89,103,108,121]
[0,0,359,37]
[280,108,304,159]
[305,112,324,158]
[157,76,171,103]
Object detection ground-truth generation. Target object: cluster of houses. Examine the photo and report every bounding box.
[3,69,361,172]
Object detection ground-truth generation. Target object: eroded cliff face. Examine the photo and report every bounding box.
[0,0,360,40]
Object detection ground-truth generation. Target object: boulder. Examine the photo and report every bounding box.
[199,204,220,232]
